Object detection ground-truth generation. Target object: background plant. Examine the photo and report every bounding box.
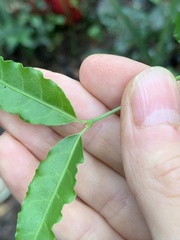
[0,1,66,59]
[95,0,180,68]
[0,0,179,73]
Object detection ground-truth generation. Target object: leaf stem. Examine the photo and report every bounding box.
[83,106,121,127]
[79,124,91,136]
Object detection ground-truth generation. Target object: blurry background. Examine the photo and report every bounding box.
[0,0,180,239]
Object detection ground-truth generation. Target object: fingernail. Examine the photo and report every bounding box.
[131,67,180,126]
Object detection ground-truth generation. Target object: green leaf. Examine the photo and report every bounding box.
[174,12,180,43]
[0,56,78,125]
[15,134,84,240]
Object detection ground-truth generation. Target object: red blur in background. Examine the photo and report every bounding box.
[45,0,82,23]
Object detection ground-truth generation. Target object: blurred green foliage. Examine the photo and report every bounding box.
[0,1,65,57]
[174,12,180,43]
[95,0,180,68]
[0,0,179,70]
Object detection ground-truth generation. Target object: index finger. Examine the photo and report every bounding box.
[80,54,149,109]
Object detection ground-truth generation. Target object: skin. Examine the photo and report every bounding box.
[0,54,180,240]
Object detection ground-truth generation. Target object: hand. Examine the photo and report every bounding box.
[0,54,179,240]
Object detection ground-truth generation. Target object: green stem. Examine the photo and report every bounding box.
[79,123,91,136]
[83,106,121,127]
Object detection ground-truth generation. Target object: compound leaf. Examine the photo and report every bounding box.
[15,134,84,240]
[0,56,78,125]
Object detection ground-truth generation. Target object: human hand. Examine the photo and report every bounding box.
[0,54,179,240]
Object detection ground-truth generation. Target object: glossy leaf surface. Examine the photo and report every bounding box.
[0,57,78,125]
[15,134,84,240]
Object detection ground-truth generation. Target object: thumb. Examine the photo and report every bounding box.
[121,67,180,240]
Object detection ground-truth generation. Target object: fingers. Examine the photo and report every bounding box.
[79,54,148,108]
[0,55,148,175]
[0,132,38,201]
[0,111,61,160]
[0,55,154,239]
[76,151,151,240]
[43,55,149,174]
[0,84,122,175]
[0,130,150,239]
[53,200,123,240]
[32,69,123,173]
[0,134,123,240]
[121,67,180,239]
